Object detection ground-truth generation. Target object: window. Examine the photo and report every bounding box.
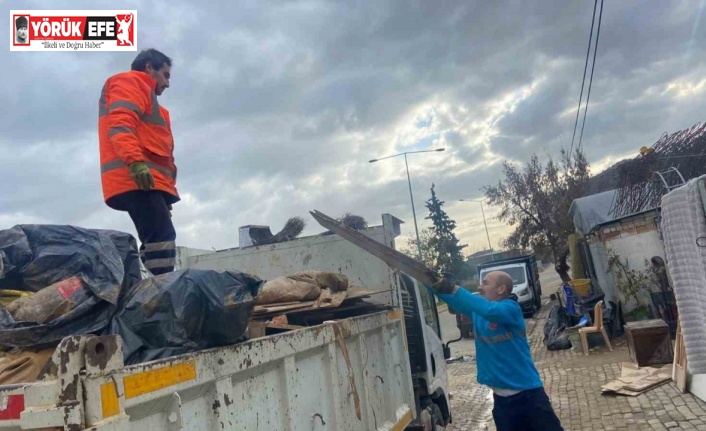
[481,266,526,285]
[418,285,440,334]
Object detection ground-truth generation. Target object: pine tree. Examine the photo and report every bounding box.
[424,184,469,278]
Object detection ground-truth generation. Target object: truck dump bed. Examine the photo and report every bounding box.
[0,310,415,431]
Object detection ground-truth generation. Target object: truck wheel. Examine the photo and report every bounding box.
[523,299,539,318]
[431,404,446,431]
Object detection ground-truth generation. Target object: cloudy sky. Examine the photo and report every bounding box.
[2,1,706,255]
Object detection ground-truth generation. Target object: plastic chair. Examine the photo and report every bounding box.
[578,300,613,355]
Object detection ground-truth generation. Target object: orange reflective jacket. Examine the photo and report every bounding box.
[98,70,179,203]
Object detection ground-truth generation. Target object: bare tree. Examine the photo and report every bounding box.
[483,149,590,281]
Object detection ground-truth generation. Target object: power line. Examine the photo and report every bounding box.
[569,0,599,158]
[577,0,605,152]
[559,0,599,207]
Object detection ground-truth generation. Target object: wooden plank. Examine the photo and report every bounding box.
[340,288,376,300]
[265,323,306,331]
[253,289,378,316]
[269,302,386,322]
[255,301,304,308]
[248,320,267,339]
[254,301,316,315]
[310,210,439,286]
[279,296,377,316]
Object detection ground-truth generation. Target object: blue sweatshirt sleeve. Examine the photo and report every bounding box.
[431,287,524,327]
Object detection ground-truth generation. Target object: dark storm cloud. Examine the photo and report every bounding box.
[1,0,704,251]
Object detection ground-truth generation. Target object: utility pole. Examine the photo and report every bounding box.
[370,148,446,261]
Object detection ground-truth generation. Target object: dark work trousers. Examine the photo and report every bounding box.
[107,190,177,275]
[492,387,564,431]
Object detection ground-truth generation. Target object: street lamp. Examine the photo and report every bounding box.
[369,148,445,260]
[459,198,494,261]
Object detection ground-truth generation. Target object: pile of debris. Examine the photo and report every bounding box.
[0,223,386,384]
[601,362,672,396]
[249,271,384,337]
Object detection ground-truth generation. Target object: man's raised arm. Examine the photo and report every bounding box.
[429,283,523,327]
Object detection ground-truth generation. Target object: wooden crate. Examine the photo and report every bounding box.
[625,319,674,367]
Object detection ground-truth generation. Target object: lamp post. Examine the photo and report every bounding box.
[459,198,494,261]
[369,148,445,260]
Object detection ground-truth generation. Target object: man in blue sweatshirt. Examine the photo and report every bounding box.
[430,271,563,431]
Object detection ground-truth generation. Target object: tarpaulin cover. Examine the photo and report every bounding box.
[568,190,619,236]
[0,225,142,347]
[108,269,263,365]
[569,189,656,236]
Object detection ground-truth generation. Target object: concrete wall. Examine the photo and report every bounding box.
[605,230,665,271]
[605,228,665,311]
[586,210,665,312]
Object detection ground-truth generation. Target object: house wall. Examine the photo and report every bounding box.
[588,241,617,305]
[586,210,665,311]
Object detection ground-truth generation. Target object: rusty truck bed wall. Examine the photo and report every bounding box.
[0,311,415,431]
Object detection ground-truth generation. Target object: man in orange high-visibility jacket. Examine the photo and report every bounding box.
[98,48,178,275]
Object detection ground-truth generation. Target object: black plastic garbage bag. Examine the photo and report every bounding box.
[0,225,143,347]
[108,269,264,365]
[543,305,572,351]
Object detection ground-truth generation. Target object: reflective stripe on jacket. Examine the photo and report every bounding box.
[98,70,178,202]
